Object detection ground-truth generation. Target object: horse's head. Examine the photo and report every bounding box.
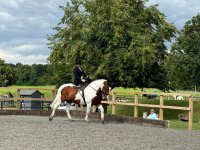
[101,80,110,100]
[89,79,111,100]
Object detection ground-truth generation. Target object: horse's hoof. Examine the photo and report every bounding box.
[49,116,53,121]
[102,120,105,124]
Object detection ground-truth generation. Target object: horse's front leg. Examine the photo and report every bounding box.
[66,102,72,120]
[49,101,61,121]
[85,103,91,123]
[97,104,104,124]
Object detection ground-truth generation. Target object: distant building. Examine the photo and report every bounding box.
[20,90,44,98]
[19,90,44,109]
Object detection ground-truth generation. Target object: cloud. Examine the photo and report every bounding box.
[0,11,15,22]
[0,50,48,64]
[146,0,200,29]
[0,0,68,64]
[0,37,50,62]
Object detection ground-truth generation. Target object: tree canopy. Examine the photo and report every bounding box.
[48,0,177,89]
[166,13,200,90]
[0,59,16,86]
[0,59,54,86]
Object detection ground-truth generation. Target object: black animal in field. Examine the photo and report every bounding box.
[143,93,157,99]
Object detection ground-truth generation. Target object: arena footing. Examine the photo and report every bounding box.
[0,110,169,128]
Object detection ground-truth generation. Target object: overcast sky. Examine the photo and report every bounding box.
[0,0,199,65]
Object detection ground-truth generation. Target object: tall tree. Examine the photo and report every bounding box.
[14,63,54,86]
[0,59,16,86]
[15,64,32,85]
[48,0,177,88]
[166,13,200,90]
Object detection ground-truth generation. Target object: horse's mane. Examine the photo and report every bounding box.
[90,79,106,85]
[87,79,107,89]
[91,79,106,83]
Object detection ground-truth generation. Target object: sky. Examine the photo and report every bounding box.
[0,0,199,65]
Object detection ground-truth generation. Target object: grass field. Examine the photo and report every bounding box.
[111,87,200,130]
[0,85,56,99]
[0,85,199,130]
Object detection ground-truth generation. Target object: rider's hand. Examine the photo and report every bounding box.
[81,77,86,82]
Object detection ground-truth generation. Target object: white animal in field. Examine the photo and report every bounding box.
[174,95,183,100]
[116,98,129,102]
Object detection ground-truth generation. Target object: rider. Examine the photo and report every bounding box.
[73,62,90,87]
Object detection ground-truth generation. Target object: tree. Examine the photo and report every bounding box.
[0,59,16,86]
[14,63,54,86]
[15,64,32,85]
[48,0,177,88]
[166,13,200,90]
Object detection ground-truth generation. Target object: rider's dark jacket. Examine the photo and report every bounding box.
[73,65,87,85]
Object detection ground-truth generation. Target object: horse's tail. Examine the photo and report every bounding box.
[50,93,61,108]
[50,98,56,108]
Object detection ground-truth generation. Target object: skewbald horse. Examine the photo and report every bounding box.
[49,79,110,124]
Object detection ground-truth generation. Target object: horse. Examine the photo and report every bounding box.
[49,79,110,124]
[173,95,183,100]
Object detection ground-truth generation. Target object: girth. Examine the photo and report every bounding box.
[77,83,89,105]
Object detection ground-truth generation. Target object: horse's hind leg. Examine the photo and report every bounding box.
[49,101,61,121]
[66,102,72,120]
[97,104,104,124]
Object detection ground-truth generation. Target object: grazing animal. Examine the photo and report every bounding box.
[49,79,110,124]
[174,95,183,100]
[116,97,129,102]
[143,94,157,99]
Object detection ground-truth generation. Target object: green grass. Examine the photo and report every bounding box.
[0,85,56,99]
[113,87,200,97]
[169,120,200,130]
[106,103,200,130]
[108,87,200,130]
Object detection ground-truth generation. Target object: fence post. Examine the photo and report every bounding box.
[188,96,193,130]
[0,101,3,109]
[159,95,164,120]
[52,89,56,100]
[134,94,138,117]
[16,89,21,110]
[75,104,78,111]
[92,105,96,113]
[111,92,116,115]
[80,104,84,111]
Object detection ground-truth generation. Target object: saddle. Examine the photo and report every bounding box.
[75,83,89,104]
[76,83,89,91]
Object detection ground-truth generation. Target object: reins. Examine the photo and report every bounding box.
[88,85,98,92]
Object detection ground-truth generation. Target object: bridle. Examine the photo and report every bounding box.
[88,84,110,100]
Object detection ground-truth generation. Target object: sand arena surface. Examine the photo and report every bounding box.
[0,115,200,150]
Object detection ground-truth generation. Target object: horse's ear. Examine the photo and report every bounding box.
[103,81,108,85]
